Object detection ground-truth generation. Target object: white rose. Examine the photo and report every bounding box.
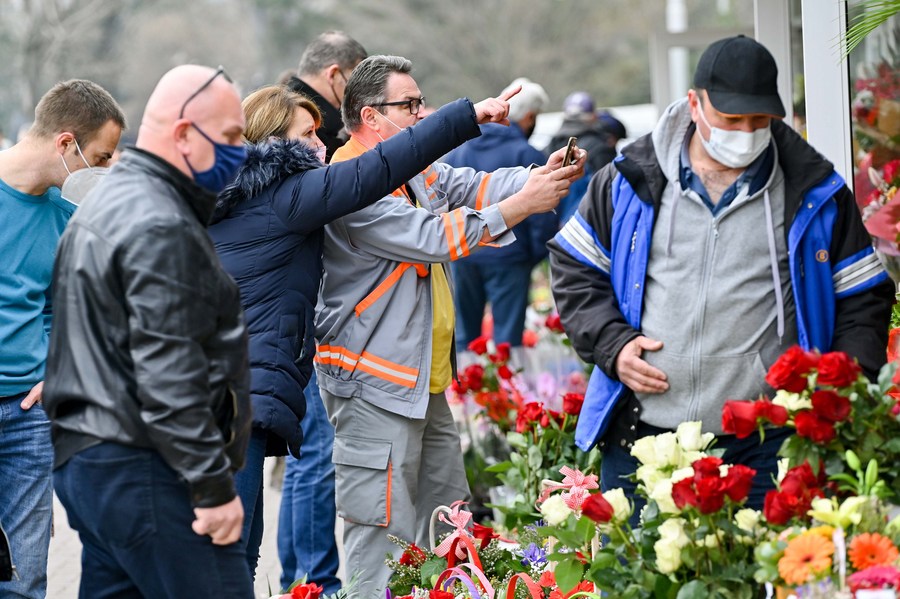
[675,421,713,452]
[636,464,665,489]
[657,517,690,546]
[540,494,573,526]
[670,467,694,484]
[678,450,707,468]
[654,538,683,574]
[653,432,680,467]
[735,508,761,535]
[776,458,790,483]
[773,389,811,411]
[649,479,679,514]
[630,436,658,466]
[602,488,632,523]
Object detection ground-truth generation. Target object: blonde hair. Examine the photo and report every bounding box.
[241,85,322,144]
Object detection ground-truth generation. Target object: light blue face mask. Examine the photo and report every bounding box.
[183,123,247,193]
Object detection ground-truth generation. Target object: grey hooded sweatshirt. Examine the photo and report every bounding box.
[635,98,798,434]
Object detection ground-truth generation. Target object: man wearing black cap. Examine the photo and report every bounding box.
[548,35,894,517]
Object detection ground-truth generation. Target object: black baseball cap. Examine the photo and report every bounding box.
[693,35,786,118]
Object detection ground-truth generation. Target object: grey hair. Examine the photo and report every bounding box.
[297,31,368,76]
[503,77,549,123]
[342,55,413,132]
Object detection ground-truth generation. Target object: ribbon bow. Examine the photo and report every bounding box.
[434,500,474,560]
[538,466,599,511]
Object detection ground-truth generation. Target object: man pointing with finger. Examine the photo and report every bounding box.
[315,55,585,596]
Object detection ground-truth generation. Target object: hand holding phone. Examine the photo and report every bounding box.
[563,136,578,167]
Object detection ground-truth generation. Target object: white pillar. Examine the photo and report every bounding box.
[667,0,690,101]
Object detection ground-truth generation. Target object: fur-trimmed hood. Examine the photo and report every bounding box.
[212,139,320,223]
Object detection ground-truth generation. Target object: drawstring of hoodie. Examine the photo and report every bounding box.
[763,189,785,341]
[667,186,785,341]
[666,189,682,257]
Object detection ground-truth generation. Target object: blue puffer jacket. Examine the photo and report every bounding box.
[208,99,481,457]
[443,123,558,265]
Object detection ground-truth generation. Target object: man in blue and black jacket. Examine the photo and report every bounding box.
[548,35,894,513]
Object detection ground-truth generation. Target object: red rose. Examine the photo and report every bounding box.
[671,478,698,510]
[429,591,455,599]
[722,401,758,438]
[763,490,794,525]
[754,399,789,427]
[522,329,538,348]
[545,313,565,333]
[450,377,468,395]
[472,523,496,549]
[497,364,513,380]
[516,402,544,433]
[695,480,725,514]
[467,336,490,355]
[884,158,900,185]
[811,389,851,422]
[291,582,324,599]
[562,393,584,415]
[765,346,819,392]
[493,342,511,363]
[463,364,484,390]
[539,408,562,428]
[581,492,615,523]
[398,543,426,566]
[889,328,900,363]
[816,352,862,388]
[794,410,836,444]
[723,464,757,502]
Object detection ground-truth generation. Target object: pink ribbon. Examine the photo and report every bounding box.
[434,501,474,560]
[538,466,599,511]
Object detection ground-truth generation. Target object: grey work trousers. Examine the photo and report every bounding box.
[320,388,471,599]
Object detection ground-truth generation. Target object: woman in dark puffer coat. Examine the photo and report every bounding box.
[208,84,485,575]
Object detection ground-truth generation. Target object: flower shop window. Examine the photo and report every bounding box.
[849,3,900,278]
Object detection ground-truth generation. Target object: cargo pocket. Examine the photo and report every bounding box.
[332,434,392,527]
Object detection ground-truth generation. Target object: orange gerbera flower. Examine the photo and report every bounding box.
[849,533,900,570]
[778,533,835,585]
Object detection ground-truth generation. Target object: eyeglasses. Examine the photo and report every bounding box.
[371,97,426,116]
[179,66,233,119]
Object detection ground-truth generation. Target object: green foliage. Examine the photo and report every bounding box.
[844,0,900,58]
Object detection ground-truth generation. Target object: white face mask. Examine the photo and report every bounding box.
[374,111,406,142]
[696,103,771,168]
[61,165,109,206]
[59,138,93,176]
[314,144,327,164]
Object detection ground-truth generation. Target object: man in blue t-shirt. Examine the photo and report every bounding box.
[0,80,123,598]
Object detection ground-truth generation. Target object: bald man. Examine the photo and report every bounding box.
[43,65,254,598]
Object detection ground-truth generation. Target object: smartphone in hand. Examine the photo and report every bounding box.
[563,136,578,167]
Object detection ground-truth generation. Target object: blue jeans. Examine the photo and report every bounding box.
[234,427,268,577]
[277,374,340,593]
[0,393,53,599]
[451,260,533,350]
[53,442,253,598]
[601,420,792,527]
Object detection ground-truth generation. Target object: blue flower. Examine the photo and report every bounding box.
[519,542,547,566]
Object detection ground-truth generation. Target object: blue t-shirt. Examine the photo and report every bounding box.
[0,177,75,396]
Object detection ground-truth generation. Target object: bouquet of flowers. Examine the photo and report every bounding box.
[721,346,900,503]
[536,423,763,598]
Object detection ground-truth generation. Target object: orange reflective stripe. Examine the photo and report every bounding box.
[356,362,417,388]
[317,344,418,388]
[413,263,429,277]
[424,166,438,187]
[441,213,459,260]
[379,461,392,527]
[474,174,492,210]
[361,351,418,376]
[391,188,406,198]
[454,209,470,258]
[355,263,413,317]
